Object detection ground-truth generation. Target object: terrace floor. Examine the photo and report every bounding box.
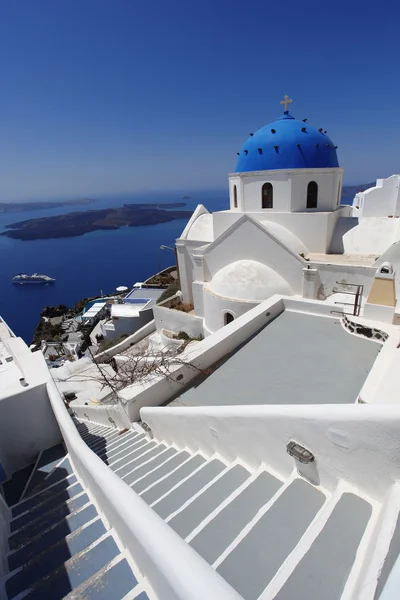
[173,311,381,407]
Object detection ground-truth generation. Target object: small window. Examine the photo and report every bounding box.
[262,183,273,209]
[307,181,318,209]
[233,185,238,208]
[224,312,234,325]
[380,266,390,274]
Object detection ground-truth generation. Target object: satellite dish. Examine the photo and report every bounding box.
[116,286,128,293]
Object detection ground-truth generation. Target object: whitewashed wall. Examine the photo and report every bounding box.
[111,310,152,339]
[229,167,343,214]
[202,289,259,333]
[176,240,208,305]
[71,400,132,430]
[355,177,400,218]
[202,218,304,293]
[311,262,376,300]
[0,383,61,477]
[153,304,204,338]
[95,319,156,363]
[342,218,400,255]
[212,208,348,253]
[142,402,400,502]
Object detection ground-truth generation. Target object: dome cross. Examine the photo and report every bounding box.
[280,94,293,113]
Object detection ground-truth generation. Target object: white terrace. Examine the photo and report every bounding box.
[1,297,400,599]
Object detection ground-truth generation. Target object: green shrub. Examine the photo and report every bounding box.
[99,333,129,352]
[156,280,180,304]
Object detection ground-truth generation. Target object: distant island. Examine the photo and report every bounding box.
[1,202,191,241]
[0,198,96,213]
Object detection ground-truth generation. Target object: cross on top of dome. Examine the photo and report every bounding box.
[280,94,293,113]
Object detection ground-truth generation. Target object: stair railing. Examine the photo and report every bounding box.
[46,379,242,600]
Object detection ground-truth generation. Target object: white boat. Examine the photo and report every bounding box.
[12,273,55,284]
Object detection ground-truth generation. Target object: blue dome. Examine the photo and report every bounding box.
[235,113,339,173]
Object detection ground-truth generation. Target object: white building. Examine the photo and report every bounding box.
[102,288,164,340]
[4,98,400,600]
[173,97,400,334]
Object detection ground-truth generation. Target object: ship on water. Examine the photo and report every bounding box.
[12,273,55,284]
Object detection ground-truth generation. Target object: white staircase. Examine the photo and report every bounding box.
[74,418,398,599]
[2,445,151,599]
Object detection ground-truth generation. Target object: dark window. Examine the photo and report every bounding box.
[224,312,234,325]
[233,185,238,208]
[262,183,273,209]
[307,181,318,209]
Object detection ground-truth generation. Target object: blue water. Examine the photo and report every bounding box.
[0,189,353,343]
[0,190,228,342]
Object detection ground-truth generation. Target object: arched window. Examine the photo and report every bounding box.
[224,312,234,325]
[307,181,318,209]
[233,185,238,208]
[262,183,273,209]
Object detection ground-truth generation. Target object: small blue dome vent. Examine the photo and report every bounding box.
[235,112,339,173]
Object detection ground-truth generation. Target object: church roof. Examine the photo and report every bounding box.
[207,259,294,302]
[235,112,339,173]
[186,213,213,242]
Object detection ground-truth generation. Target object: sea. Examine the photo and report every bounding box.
[0,190,228,343]
[0,189,354,344]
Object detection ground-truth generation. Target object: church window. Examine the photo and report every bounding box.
[233,185,238,208]
[224,312,235,325]
[262,183,273,209]
[307,181,318,209]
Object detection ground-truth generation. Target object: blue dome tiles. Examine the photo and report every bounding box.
[235,113,339,173]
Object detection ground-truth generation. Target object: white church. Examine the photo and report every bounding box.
[173,95,400,333]
[4,96,400,600]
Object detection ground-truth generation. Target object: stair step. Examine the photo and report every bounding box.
[124,448,178,486]
[22,535,120,599]
[24,444,66,496]
[131,451,191,494]
[10,482,83,532]
[374,509,400,598]
[168,465,250,539]
[140,455,206,505]
[152,459,226,519]
[100,433,142,453]
[275,493,372,600]
[97,436,140,462]
[9,492,90,551]
[77,423,110,436]
[28,456,73,496]
[106,435,147,468]
[116,444,163,478]
[112,442,156,476]
[6,518,107,598]
[8,503,98,569]
[108,440,155,472]
[67,557,138,600]
[190,471,281,564]
[11,474,77,518]
[216,478,325,600]
[85,431,122,450]
[2,463,35,506]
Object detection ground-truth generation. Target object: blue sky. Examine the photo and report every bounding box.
[0,1,398,201]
